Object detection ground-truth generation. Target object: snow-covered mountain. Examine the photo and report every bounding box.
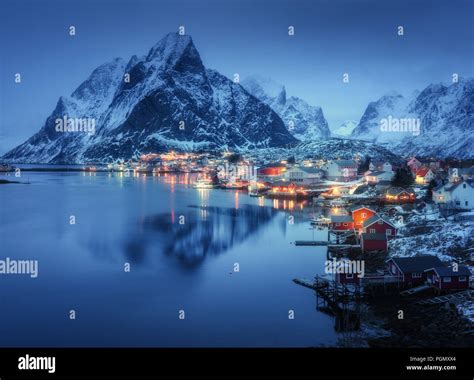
[351,79,474,158]
[241,75,330,141]
[332,120,358,137]
[3,33,297,164]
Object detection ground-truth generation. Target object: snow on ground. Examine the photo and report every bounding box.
[389,213,474,262]
[457,302,474,323]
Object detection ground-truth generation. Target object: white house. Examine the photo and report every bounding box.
[432,180,474,210]
[283,166,324,185]
[321,160,358,182]
[365,170,394,184]
[369,161,393,173]
[415,168,435,185]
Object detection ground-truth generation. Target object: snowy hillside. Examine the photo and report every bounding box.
[332,120,358,137]
[351,79,474,158]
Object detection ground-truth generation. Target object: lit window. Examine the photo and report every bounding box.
[361,213,366,218]
[386,230,392,236]
[412,272,422,278]
[370,228,376,234]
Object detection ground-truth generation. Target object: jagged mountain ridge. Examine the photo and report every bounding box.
[3,33,297,163]
[351,79,474,158]
[241,75,331,141]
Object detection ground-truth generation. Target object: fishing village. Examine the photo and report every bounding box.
[2,151,474,346]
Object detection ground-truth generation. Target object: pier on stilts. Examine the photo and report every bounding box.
[293,276,362,331]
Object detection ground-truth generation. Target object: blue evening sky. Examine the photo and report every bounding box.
[0,0,473,153]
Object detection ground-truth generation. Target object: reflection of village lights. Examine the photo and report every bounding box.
[235,191,239,209]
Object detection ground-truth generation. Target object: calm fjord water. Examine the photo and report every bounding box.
[0,172,338,347]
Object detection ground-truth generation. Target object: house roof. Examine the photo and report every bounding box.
[361,233,387,241]
[425,266,471,277]
[388,255,443,273]
[333,160,357,167]
[386,187,414,196]
[363,214,396,228]
[416,168,430,177]
[371,160,391,166]
[331,215,353,223]
[349,205,376,213]
[260,162,286,169]
[368,171,386,176]
[433,180,474,194]
[296,167,324,174]
[386,205,404,213]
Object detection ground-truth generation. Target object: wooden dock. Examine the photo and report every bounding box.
[293,276,354,313]
[293,276,332,289]
[294,240,360,248]
[294,240,328,246]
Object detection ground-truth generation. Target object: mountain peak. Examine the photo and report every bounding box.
[146,32,200,69]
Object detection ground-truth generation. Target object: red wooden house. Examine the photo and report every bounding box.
[386,256,443,286]
[330,215,354,231]
[350,206,376,230]
[424,266,471,290]
[333,259,363,285]
[335,272,362,285]
[360,233,388,253]
[362,214,397,238]
[257,163,286,178]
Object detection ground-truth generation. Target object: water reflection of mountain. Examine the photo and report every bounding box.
[134,205,280,267]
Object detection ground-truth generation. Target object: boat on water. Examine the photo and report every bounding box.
[223,180,248,190]
[193,176,214,189]
[247,181,263,197]
[249,187,262,197]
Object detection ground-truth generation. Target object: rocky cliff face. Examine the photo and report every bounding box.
[241,75,331,141]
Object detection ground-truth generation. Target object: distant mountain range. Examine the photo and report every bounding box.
[351,79,474,158]
[2,32,472,163]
